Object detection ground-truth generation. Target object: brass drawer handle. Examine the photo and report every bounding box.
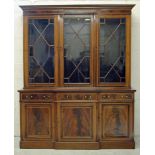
[25,95,29,99]
[65,95,69,99]
[102,95,106,99]
[85,95,92,99]
[43,95,46,99]
[42,95,51,99]
[125,95,128,98]
[30,95,33,99]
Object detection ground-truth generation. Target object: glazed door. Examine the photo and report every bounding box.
[24,16,59,88]
[97,16,131,87]
[59,15,94,86]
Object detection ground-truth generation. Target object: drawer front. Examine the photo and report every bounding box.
[21,93,55,102]
[99,93,133,102]
[57,93,97,101]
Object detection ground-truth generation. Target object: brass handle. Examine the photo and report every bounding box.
[25,95,29,99]
[102,96,106,99]
[30,95,33,99]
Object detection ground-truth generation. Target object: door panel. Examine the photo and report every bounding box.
[25,16,59,87]
[63,17,91,84]
[57,102,96,141]
[24,104,53,139]
[28,18,55,83]
[101,104,129,139]
[62,107,92,137]
[99,18,126,83]
[97,16,130,87]
[59,15,94,86]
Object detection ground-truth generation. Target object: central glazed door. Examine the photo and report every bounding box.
[59,15,95,86]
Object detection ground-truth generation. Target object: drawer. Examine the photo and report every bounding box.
[57,93,97,101]
[99,93,133,102]
[21,93,54,102]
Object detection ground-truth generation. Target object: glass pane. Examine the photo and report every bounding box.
[64,17,91,83]
[99,18,126,83]
[30,19,48,33]
[42,24,54,45]
[28,18,54,83]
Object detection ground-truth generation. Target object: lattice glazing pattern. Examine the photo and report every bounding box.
[64,17,91,83]
[99,18,126,83]
[28,19,54,83]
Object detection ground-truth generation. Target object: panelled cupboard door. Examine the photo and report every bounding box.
[24,16,59,88]
[59,15,95,86]
[57,102,96,141]
[97,15,131,87]
[21,103,54,140]
[100,104,129,140]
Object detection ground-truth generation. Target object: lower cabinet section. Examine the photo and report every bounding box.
[19,91,135,149]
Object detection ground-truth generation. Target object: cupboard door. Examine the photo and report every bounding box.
[97,16,130,87]
[22,103,53,140]
[101,104,129,139]
[60,16,94,86]
[57,102,96,141]
[25,16,58,87]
